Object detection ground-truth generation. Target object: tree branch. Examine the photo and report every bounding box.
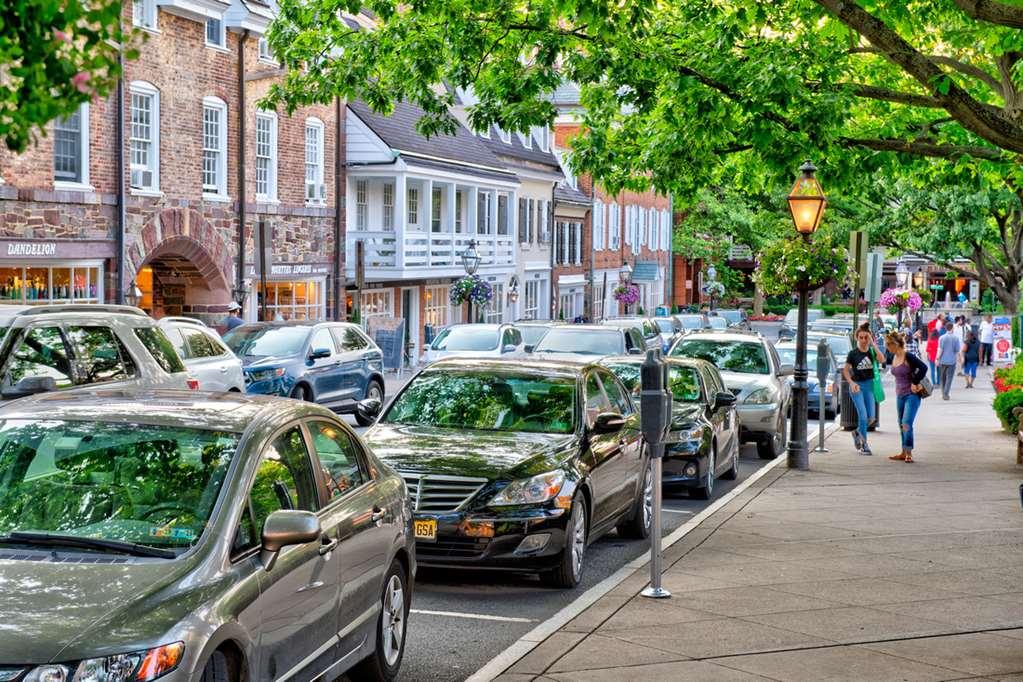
[844,83,944,108]
[839,136,1011,161]
[951,0,1023,29]
[928,56,1003,96]
[675,65,798,132]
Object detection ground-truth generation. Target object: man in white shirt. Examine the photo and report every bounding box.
[952,316,968,374]
[979,314,994,366]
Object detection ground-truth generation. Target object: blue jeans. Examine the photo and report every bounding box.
[897,393,921,450]
[929,360,939,384]
[964,361,978,378]
[849,379,875,443]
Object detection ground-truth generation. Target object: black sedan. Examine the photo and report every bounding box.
[363,357,650,588]
[600,356,740,500]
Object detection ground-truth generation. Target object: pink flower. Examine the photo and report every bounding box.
[71,71,91,94]
[53,29,71,43]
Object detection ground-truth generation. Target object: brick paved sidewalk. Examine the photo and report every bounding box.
[496,369,1023,681]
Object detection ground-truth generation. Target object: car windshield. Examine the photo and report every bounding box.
[383,371,576,434]
[718,310,742,324]
[677,315,705,330]
[0,419,237,551]
[223,326,309,358]
[654,319,675,334]
[671,339,770,375]
[534,329,623,355]
[776,347,819,367]
[430,326,499,351]
[603,363,703,402]
[516,326,550,347]
[708,317,728,330]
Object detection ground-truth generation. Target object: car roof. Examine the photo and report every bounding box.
[423,356,596,377]
[229,321,357,330]
[546,324,624,333]
[444,323,504,331]
[0,389,335,433]
[675,330,764,343]
[0,304,152,326]
[599,355,716,371]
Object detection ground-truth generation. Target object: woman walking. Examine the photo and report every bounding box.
[961,330,981,388]
[886,331,928,463]
[844,323,885,455]
[925,327,940,385]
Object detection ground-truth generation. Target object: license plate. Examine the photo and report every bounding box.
[414,518,437,542]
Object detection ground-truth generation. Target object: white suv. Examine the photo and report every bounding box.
[159,317,245,392]
[0,304,195,400]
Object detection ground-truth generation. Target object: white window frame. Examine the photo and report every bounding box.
[360,289,394,328]
[53,103,90,190]
[254,111,278,202]
[486,283,505,323]
[257,37,276,64]
[610,202,620,249]
[129,81,160,194]
[383,182,395,230]
[305,118,325,205]
[532,126,550,153]
[132,0,157,30]
[355,179,368,230]
[540,200,550,243]
[497,127,511,144]
[477,126,491,139]
[431,185,443,232]
[424,284,450,329]
[455,189,464,232]
[407,186,420,227]
[518,131,532,150]
[592,200,604,251]
[523,279,541,320]
[205,15,226,49]
[201,96,228,199]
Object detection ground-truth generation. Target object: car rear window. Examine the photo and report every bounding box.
[671,339,770,375]
[134,327,186,374]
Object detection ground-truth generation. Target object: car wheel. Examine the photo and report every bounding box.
[199,650,233,682]
[289,384,310,402]
[616,457,653,539]
[351,559,409,682]
[356,380,385,427]
[721,442,739,480]
[691,446,714,500]
[543,495,587,588]
[757,413,786,460]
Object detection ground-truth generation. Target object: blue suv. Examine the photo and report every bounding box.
[223,321,385,425]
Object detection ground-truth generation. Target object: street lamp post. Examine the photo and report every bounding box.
[461,239,481,323]
[786,161,827,471]
[620,261,633,315]
[895,261,910,328]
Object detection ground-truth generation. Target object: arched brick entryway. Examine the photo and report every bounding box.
[126,208,234,320]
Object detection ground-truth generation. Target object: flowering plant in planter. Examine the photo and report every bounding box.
[613,284,640,306]
[449,275,493,306]
[752,233,847,296]
[878,288,923,315]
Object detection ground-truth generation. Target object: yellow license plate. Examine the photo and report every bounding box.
[414,518,437,542]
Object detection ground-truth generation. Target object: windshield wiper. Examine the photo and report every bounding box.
[0,531,177,559]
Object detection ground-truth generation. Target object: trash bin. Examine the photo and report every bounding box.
[839,375,879,431]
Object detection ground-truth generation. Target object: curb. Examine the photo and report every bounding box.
[466,422,841,682]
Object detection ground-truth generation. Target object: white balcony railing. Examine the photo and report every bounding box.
[347,229,516,278]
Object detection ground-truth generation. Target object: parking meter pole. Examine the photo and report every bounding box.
[814,337,829,453]
[640,350,671,600]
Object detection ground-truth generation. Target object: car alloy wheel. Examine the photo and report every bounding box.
[367,381,383,402]
[570,502,586,582]
[705,448,715,496]
[381,574,405,667]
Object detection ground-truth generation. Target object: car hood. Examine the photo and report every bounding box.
[717,371,776,399]
[364,423,577,480]
[239,354,296,369]
[0,556,186,665]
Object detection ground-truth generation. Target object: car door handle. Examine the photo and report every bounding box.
[371,506,386,523]
[318,535,339,555]
[219,367,228,373]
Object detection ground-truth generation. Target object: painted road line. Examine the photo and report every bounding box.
[466,423,841,682]
[410,609,535,623]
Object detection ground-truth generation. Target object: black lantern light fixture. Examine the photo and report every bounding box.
[461,239,481,276]
[124,284,143,308]
[787,161,827,236]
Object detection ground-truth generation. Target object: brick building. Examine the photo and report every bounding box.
[0,0,343,325]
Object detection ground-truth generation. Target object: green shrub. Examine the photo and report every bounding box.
[993,388,1023,433]
[813,304,856,317]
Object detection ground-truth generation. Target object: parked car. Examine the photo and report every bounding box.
[810,315,855,335]
[421,323,523,363]
[707,315,729,331]
[363,357,649,587]
[600,356,739,499]
[652,316,683,351]
[223,321,385,426]
[775,340,843,418]
[159,316,245,392]
[675,313,711,333]
[0,389,412,682]
[715,309,751,331]
[599,318,662,352]
[669,330,791,459]
[512,320,562,352]
[807,330,852,359]
[532,324,646,358]
[0,303,195,401]
[778,308,825,341]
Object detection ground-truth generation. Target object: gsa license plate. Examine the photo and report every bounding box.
[414,518,437,542]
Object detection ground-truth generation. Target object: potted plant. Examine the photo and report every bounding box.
[752,233,848,296]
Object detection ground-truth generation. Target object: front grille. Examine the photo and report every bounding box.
[416,536,491,560]
[401,472,488,513]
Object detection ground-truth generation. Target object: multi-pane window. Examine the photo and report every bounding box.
[360,289,393,328]
[540,200,550,243]
[592,201,604,250]
[532,126,550,153]
[477,192,492,234]
[129,83,159,192]
[355,180,368,230]
[54,104,88,185]
[527,199,536,243]
[201,98,227,196]
[497,194,509,235]
[518,198,528,243]
[424,285,449,329]
[431,186,442,232]
[610,203,620,248]
[382,182,394,230]
[455,190,464,232]
[132,0,156,29]
[257,37,275,63]
[257,280,325,321]
[523,280,540,320]
[205,17,225,47]
[305,119,324,203]
[254,112,277,201]
[407,187,419,226]
[486,283,504,322]
[593,281,605,320]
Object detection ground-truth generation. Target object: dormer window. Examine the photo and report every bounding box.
[533,126,550,153]
[497,126,511,144]
[519,131,532,150]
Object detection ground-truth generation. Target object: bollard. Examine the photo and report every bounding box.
[640,350,672,599]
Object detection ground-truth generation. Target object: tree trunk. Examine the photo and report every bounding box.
[752,284,764,316]
[995,283,1020,314]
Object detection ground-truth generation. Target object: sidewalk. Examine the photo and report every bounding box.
[494,370,1023,681]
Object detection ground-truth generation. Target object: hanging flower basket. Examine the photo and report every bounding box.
[752,234,848,296]
[450,275,493,306]
[613,284,640,306]
[878,288,923,315]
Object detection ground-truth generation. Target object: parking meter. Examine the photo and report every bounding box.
[814,338,830,453]
[640,350,672,599]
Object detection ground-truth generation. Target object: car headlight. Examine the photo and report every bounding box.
[489,471,565,507]
[249,367,286,382]
[744,387,776,405]
[674,426,703,442]
[25,643,183,682]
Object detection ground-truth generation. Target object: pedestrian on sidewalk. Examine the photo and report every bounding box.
[952,315,968,375]
[938,321,961,400]
[979,314,994,366]
[961,330,980,388]
[886,331,928,463]
[926,327,940,385]
[844,323,885,455]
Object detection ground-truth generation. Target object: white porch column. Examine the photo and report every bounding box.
[423,179,434,266]
[395,174,407,268]
[468,186,479,235]
[489,190,498,265]
[446,182,457,265]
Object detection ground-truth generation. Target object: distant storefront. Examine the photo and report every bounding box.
[0,239,114,306]
[248,262,331,321]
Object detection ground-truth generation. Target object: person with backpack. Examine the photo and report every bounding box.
[886,331,929,463]
[844,323,885,456]
[961,330,981,389]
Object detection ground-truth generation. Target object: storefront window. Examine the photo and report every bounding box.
[360,289,394,328]
[523,280,541,320]
[424,285,449,329]
[0,264,102,305]
[485,283,504,323]
[256,279,325,321]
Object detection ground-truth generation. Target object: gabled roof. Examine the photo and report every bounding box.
[554,181,590,206]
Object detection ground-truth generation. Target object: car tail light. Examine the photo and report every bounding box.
[187,378,200,391]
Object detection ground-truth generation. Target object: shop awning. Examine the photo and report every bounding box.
[631,261,660,283]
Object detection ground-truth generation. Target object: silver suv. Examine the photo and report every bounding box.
[669,330,792,459]
[159,317,245,392]
[0,304,194,400]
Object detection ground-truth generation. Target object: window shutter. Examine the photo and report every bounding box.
[518,198,527,242]
[528,199,536,243]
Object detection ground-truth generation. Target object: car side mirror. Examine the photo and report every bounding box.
[501,344,517,354]
[2,375,57,400]
[627,347,643,355]
[356,398,382,423]
[309,347,332,360]
[523,344,535,353]
[713,391,736,410]
[777,364,794,377]
[260,509,321,571]
[591,412,626,434]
